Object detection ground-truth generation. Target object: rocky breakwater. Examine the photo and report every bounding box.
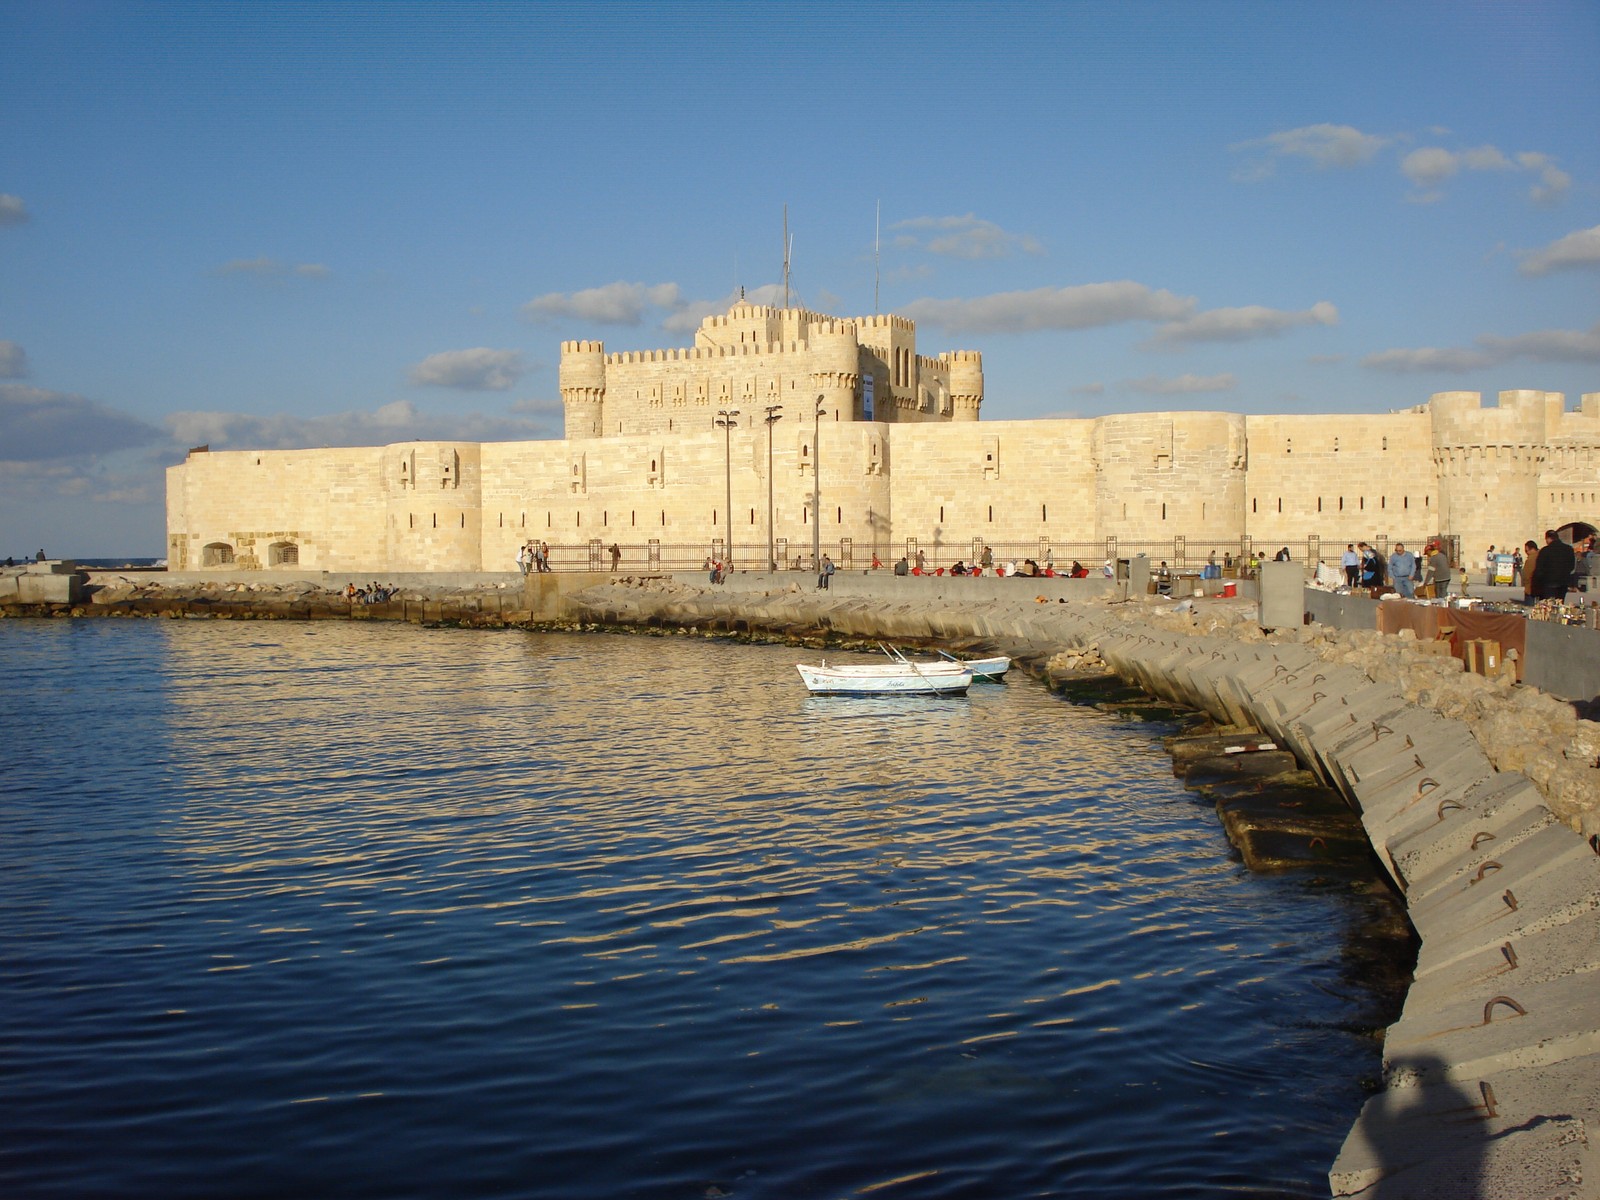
[566,576,1600,1198]
[14,575,537,624]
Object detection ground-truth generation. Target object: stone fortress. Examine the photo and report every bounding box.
[165,301,1600,574]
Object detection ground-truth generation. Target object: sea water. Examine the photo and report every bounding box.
[0,620,1398,1198]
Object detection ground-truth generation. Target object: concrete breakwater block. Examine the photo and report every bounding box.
[1407,897,1600,1000]
[1164,731,1281,770]
[1182,748,1301,785]
[1210,779,1376,873]
[1330,713,1482,802]
[1402,845,1600,979]
[1390,778,1555,902]
[1382,957,1600,1083]
[1329,1051,1599,1198]
[1405,823,1600,942]
[1347,743,1495,848]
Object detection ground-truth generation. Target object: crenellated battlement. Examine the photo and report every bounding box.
[851,313,915,333]
[560,340,606,355]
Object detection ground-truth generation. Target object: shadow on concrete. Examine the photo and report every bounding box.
[1332,1053,1487,1198]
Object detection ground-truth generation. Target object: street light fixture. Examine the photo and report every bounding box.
[716,408,739,573]
[811,394,825,573]
[763,404,783,571]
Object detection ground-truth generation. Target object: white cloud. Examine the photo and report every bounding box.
[0,194,29,226]
[891,214,1044,260]
[1401,143,1569,204]
[215,256,332,279]
[0,384,164,461]
[0,340,27,379]
[1361,346,1497,373]
[164,400,561,452]
[1230,123,1392,179]
[1400,147,1461,189]
[1478,324,1600,363]
[1519,225,1600,276]
[901,282,1195,335]
[1362,320,1600,372]
[1149,301,1338,346]
[1070,382,1105,397]
[522,281,683,325]
[1517,152,1572,204]
[659,283,790,334]
[408,347,530,391]
[1124,373,1236,395]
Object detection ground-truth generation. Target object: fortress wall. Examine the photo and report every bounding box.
[598,354,818,437]
[166,447,387,572]
[477,420,892,568]
[381,442,483,572]
[1244,412,1436,551]
[1091,412,1248,552]
[885,420,1099,560]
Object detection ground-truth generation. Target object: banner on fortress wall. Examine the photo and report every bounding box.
[863,375,874,421]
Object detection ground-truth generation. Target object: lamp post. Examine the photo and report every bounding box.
[764,404,783,571]
[716,408,739,573]
[811,395,824,573]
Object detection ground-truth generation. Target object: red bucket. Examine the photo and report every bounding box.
[1221,582,1238,598]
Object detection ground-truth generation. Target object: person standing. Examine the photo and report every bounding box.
[1521,540,1539,604]
[1341,544,1360,587]
[608,542,621,571]
[1484,545,1497,586]
[517,542,532,576]
[1427,543,1452,597]
[1389,543,1417,600]
[1358,543,1378,587]
[1530,530,1575,600]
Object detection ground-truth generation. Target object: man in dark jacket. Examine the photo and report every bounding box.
[1530,530,1575,600]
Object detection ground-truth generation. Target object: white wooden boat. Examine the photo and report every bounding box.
[796,660,974,695]
[935,651,1011,681]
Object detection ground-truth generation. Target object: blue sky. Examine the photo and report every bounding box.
[2,0,1597,558]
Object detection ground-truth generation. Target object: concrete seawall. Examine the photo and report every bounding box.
[8,570,1599,1195]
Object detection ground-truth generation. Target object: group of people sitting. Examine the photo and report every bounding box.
[890,553,1090,578]
[344,581,395,604]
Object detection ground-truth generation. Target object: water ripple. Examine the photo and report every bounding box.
[0,622,1393,1199]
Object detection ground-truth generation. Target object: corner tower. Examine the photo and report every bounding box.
[1429,390,1550,550]
[947,351,983,422]
[560,340,607,440]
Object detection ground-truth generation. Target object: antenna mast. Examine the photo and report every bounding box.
[874,200,881,315]
[782,205,790,310]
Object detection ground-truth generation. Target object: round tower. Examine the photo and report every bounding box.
[947,351,983,422]
[808,321,861,421]
[1429,390,1546,554]
[559,340,607,440]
